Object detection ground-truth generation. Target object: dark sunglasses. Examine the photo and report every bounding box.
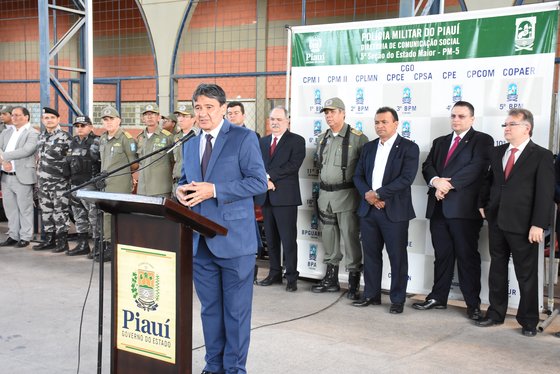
[73,123,89,128]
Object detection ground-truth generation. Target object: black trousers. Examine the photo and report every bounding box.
[428,203,482,307]
[360,208,409,304]
[486,220,539,328]
[262,204,299,282]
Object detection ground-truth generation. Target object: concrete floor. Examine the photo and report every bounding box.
[1,228,560,374]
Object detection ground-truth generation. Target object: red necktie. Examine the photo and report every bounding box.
[269,137,277,156]
[444,136,461,167]
[504,148,518,180]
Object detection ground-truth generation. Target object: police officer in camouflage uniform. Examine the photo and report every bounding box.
[172,104,198,195]
[312,97,368,300]
[65,116,101,257]
[99,106,137,261]
[136,103,174,197]
[32,107,72,253]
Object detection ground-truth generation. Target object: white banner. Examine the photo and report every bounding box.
[290,3,559,309]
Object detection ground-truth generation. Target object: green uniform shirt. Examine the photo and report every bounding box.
[136,127,174,196]
[172,129,197,181]
[99,128,137,193]
[316,123,368,213]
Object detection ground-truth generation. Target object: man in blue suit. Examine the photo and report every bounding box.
[176,84,267,374]
[352,107,419,314]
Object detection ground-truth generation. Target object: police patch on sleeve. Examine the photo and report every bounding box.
[351,128,363,136]
[130,143,137,152]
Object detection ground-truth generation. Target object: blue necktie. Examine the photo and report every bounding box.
[201,134,213,179]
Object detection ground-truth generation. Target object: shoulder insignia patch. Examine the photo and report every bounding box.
[351,128,363,136]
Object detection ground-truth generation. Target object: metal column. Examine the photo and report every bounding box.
[38,0,92,117]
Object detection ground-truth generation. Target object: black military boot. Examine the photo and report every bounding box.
[311,264,340,293]
[311,265,332,293]
[32,232,56,251]
[347,271,361,300]
[88,238,101,260]
[52,232,69,253]
[95,241,112,263]
[67,233,90,256]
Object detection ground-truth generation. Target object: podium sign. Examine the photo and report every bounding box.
[116,244,177,364]
[76,191,227,373]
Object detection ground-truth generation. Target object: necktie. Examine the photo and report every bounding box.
[444,136,461,167]
[270,137,277,156]
[504,148,518,180]
[201,134,213,179]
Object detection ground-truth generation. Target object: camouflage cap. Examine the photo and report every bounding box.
[320,97,345,112]
[0,105,13,114]
[142,103,160,114]
[73,115,92,125]
[174,104,194,116]
[101,106,120,118]
[163,113,178,123]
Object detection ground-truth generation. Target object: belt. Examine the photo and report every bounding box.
[320,181,354,192]
[2,171,16,176]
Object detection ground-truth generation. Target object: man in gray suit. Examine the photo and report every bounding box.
[0,106,39,247]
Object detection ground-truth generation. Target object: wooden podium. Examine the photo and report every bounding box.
[77,191,226,374]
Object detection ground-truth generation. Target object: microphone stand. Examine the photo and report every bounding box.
[64,130,196,374]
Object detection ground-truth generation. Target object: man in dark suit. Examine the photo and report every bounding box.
[256,106,305,292]
[477,108,554,337]
[176,84,267,374]
[352,107,419,314]
[227,101,260,138]
[413,101,493,320]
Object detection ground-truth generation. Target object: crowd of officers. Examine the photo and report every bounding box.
[0,103,198,262]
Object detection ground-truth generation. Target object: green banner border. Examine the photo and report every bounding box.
[293,10,558,66]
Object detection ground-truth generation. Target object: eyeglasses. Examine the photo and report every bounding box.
[501,122,524,128]
[73,123,89,128]
[450,114,469,119]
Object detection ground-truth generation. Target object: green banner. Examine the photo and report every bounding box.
[293,10,558,66]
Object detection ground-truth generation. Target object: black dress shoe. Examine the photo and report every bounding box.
[475,317,503,327]
[352,297,381,307]
[467,306,483,321]
[390,303,404,314]
[15,240,29,248]
[0,237,18,246]
[412,298,447,310]
[521,326,537,337]
[257,274,282,286]
[286,281,297,292]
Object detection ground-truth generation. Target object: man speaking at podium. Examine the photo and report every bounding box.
[176,83,267,374]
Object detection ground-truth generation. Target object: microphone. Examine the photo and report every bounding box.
[166,130,196,154]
